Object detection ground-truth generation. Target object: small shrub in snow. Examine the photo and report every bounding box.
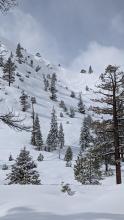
[66,121,70,124]
[61,182,75,196]
[2,164,8,170]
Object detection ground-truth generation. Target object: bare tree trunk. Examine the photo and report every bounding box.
[9,67,10,87]
[105,158,109,172]
[113,85,121,184]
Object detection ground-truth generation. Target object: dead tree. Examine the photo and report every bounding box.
[0,111,31,131]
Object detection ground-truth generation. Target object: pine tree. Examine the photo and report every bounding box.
[31,96,36,105]
[64,147,73,162]
[91,65,124,184]
[46,107,58,151]
[70,91,76,98]
[20,91,30,112]
[58,123,65,159]
[80,116,93,151]
[59,100,67,112]
[92,120,114,173]
[74,150,101,185]
[0,56,4,67]
[85,85,89,91]
[37,153,44,161]
[60,112,64,117]
[88,65,93,74]
[33,114,44,150]
[7,147,41,185]
[69,107,75,118]
[78,93,85,114]
[50,73,57,101]
[30,60,33,68]
[58,123,64,149]
[31,97,36,146]
[9,154,14,161]
[16,43,23,64]
[35,65,41,72]
[3,56,16,87]
[43,74,49,91]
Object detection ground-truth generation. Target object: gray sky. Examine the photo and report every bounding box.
[0,0,124,71]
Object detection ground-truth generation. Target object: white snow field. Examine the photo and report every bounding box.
[0,39,123,220]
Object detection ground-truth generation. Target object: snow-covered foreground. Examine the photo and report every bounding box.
[0,182,124,220]
[0,140,124,220]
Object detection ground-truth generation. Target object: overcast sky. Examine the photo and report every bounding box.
[0,0,124,72]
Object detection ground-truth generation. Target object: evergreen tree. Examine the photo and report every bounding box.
[46,107,58,151]
[3,56,16,87]
[30,59,33,68]
[31,97,36,146]
[9,153,14,161]
[20,91,30,112]
[70,91,76,98]
[16,43,23,64]
[64,147,73,162]
[88,65,93,74]
[33,114,43,150]
[60,112,64,117]
[0,56,4,67]
[78,93,85,114]
[69,107,75,118]
[10,51,13,58]
[43,74,49,91]
[85,85,89,91]
[37,153,44,161]
[92,120,114,173]
[91,65,124,184]
[74,150,101,185]
[58,123,65,159]
[50,73,57,101]
[31,96,36,105]
[35,65,41,72]
[7,147,41,185]
[59,100,67,112]
[58,123,65,149]
[80,116,93,151]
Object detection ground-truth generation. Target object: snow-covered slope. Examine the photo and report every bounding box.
[0,39,99,149]
[0,39,124,220]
